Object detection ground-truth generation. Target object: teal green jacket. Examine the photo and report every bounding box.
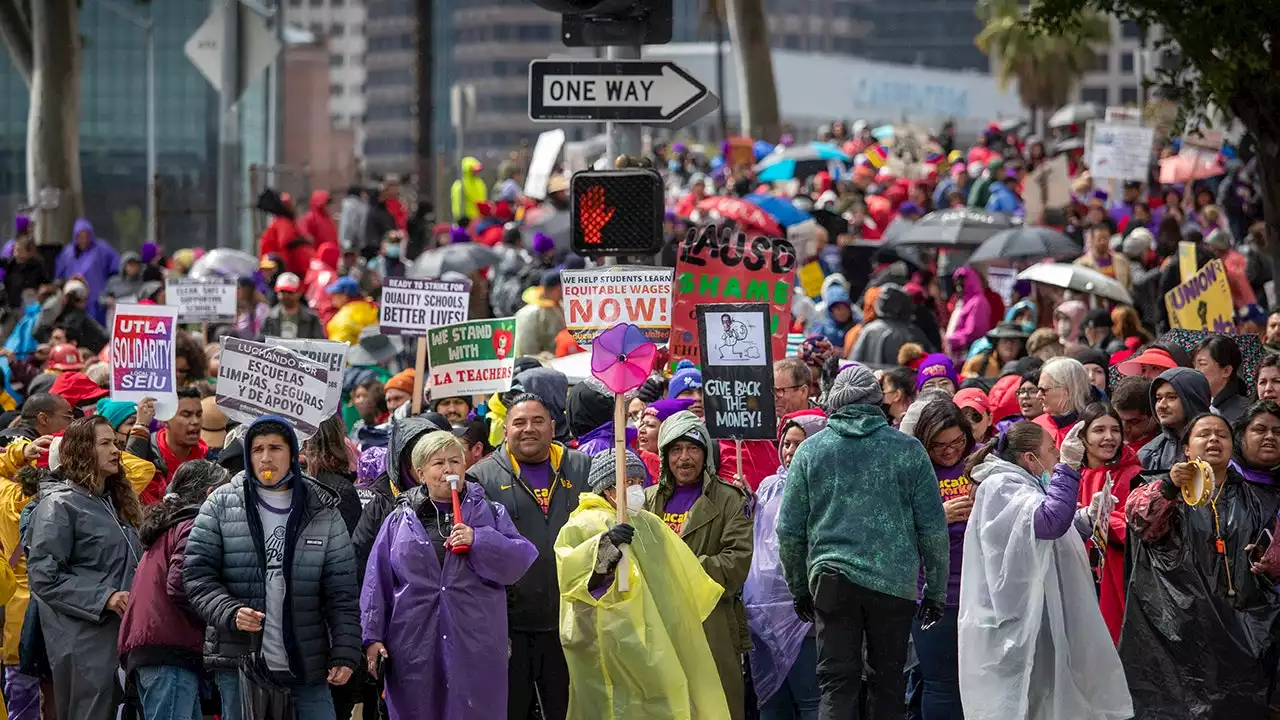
[776,404,949,603]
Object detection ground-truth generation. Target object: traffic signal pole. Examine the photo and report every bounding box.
[603,44,643,165]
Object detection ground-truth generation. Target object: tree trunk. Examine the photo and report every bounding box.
[27,0,82,250]
[723,0,780,142]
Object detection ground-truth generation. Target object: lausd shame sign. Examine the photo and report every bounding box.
[166,278,237,322]
[670,225,797,366]
[379,277,472,335]
[561,266,673,345]
[427,318,516,399]
[216,337,331,439]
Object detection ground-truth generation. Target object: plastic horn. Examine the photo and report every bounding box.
[448,474,470,554]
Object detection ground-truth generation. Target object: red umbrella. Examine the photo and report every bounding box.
[696,196,785,236]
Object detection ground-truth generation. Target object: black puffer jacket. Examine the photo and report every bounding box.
[311,469,362,537]
[351,416,438,581]
[183,417,361,683]
[849,285,933,366]
[467,442,591,633]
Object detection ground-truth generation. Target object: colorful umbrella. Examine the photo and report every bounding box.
[753,142,851,182]
[743,193,812,229]
[1159,152,1224,184]
[591,323,657,395]
[1158,329,1262,388]
[696,196,785,236]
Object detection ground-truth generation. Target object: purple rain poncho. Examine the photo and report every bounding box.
[55,218,119,323]
[743,466,813,704]
[360,481,537,720]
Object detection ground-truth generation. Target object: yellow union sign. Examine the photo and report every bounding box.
[1165,259,1235,333]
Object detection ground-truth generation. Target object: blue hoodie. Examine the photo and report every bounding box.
[810,285,855,347]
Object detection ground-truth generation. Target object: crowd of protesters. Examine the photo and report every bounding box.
[0,106,1276,720]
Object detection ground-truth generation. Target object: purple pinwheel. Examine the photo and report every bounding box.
[590,323,656,395]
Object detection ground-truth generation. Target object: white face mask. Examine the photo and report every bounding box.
[626,485,646,512]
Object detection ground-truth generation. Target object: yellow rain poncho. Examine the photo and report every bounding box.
[555,492,730,720]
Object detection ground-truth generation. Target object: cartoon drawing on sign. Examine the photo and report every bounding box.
[708,312,766,366]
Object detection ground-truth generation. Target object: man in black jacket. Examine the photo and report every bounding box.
[467,393,591,720]
[259,272,325,340]
[184,415,360,720]
[0,393,71,446]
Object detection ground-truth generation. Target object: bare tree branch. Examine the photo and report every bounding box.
[0,0,32,87]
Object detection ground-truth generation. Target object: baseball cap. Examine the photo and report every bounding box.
[62,279,88,299]
[274,272,302,293]
[325,277,361,297]
[953,388,990,414]
[1116,348,1177,377]
[46,344,83,371]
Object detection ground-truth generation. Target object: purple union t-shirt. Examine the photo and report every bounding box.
[662,481,703,535]
[521,459,554,514]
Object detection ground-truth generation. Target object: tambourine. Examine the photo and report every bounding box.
[1181,458,1216,507]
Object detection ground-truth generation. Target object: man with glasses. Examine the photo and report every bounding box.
[719,358,814,491]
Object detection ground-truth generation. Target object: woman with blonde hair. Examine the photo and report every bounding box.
[27,416,142,720]
[1034,357,1095,447]
[361,430,536,719]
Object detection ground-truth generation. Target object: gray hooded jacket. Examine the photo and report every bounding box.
[1138,367,1212,473]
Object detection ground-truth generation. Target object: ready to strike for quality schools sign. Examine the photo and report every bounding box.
[215,337,331,439]
[696,303,776,441]
[427,318,516,399]
[379,277,471,335]
[560,266,674,345]
[110,303,178,409]
[671,225,797,366]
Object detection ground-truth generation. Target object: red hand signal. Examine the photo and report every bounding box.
[578,185,616,245]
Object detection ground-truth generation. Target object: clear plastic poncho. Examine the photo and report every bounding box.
[958,457,1133,720]
[555,493,729,720]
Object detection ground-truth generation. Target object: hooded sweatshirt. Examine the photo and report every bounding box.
[297,190,340,269]
[945,266,993,355]
[849,284,932,365]
[1138,368,1212,473]
[777,403,949,603]
[55,218,119,323]
[514,366,571,443]
[810,285,855,348]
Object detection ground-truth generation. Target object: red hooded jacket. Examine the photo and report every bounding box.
[298,190,340,270]
[1076,444,1141,645]
[258,194,314,277]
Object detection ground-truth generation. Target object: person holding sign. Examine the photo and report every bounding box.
[644,410,753,720]
[126,389,209,504]
[1122,412,1280,718]
[361,431,537,720]
[556,449,731,720]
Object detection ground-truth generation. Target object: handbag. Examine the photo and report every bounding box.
[237,634,298,720]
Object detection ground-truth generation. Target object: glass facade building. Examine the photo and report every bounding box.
[0,0,269,251]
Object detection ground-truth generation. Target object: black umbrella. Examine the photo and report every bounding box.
[237,636,296,719]
[524,210,571,253]
[893,208,1017,247]
[968,226,1081,264]
[810,208,849,241]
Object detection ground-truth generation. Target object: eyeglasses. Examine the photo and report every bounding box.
[1016,389,1037,398]
[929,435,967,455]
[1035,385,1061,396]
[774,385,806,397]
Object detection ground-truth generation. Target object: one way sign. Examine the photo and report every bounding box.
[528,60,715,126]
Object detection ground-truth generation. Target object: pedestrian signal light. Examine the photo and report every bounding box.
[570,169,663,256]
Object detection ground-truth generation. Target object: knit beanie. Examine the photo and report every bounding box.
[644,397,695,422]
[532,232,555,255]
[668,362,702,399]
[357,446,388,485]
[825,364,883,411]
[915,354,959,392]
[95,398,137,431]
[587,448,649,492]
[384,369,416,396]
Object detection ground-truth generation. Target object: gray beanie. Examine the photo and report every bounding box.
[826,364,883,411]
[587,448,649,492]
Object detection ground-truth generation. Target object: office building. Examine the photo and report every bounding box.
[1076,18,1153,108]
[281,0,367,149]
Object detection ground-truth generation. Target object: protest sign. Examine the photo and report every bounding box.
[427,318,516,399]
[1165,259,1236,333]
[561,266,673,345]
[266,337,348,421]
[670,225,798,366]
[110,304,178,414]
[378,277,472,336]
[216,337,330,439]
[697,303,776,441]
[166,279,237,322]
[1088,122,1155,182]
[797,261,825,299]
[1178,241,1199,283]
[1023,155,1072,225]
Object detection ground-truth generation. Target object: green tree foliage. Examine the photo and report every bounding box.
[976,0,1112,123]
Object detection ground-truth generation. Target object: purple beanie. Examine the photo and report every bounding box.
[14,216,30,236]
[449,226,470,244]
[532,232,555,255]
[916,353,959,392]
[644,397,695,422]
[357,446,388,485]
[140,241,159,264]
